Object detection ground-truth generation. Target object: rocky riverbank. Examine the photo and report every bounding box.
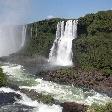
[37,67,112,97]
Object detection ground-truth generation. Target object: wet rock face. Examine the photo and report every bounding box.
[61,102,87,112]
[0,92,21,105]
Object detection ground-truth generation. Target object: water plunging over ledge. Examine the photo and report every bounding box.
[0,25,27,57]
[49,20,78,66]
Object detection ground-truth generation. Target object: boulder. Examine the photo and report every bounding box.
[61,102,87,112]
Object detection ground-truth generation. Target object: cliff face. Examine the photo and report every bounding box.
[20,18,62,57]
[20,10,112,75]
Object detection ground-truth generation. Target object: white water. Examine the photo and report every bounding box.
[1,64,62,112]
[49,20,78,66]
[21,25,27,47]
[0,25,26,57]
[0,87,62,112]
[2,64,112,107]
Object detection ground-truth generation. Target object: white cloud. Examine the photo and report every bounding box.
[47,15,55,19]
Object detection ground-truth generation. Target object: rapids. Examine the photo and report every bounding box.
[0,63,111,112]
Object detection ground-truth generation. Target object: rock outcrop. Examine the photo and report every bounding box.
[38,67,112,97]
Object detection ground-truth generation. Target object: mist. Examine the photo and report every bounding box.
[0,0,30,25]
[0,0,30,56]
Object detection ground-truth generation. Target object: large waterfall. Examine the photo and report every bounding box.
[0,25,27,57]
[49,20,78,66]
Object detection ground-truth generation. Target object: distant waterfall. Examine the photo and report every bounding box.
[21,25,27,47]
[49,20,78,66]
[0,25,27,57]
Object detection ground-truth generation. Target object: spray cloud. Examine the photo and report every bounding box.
[0,0,30,56]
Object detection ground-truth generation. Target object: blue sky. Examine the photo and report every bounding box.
[0,0,112,24]
[29,0,112,22]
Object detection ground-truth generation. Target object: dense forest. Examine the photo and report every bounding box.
[74,10,112,75]
[21,10,112,75]
[22,18,63,57]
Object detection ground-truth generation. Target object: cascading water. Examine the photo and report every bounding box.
[2,63,112,108]
[0,25,27,57]
[21,25,27,47]
[49,20,78,66]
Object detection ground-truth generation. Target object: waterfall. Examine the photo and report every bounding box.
[49,20,78,66]
[0,25,27,57]
[21,25,27,47]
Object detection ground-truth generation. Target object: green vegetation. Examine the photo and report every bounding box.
[87,102,112,112]
[21,18,63,57]
[73,10,112,75]
[36,93,55,104]
[0,68,7,87]
[21,10,112,75]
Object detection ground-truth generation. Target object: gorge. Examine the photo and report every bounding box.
[0,10,112,112]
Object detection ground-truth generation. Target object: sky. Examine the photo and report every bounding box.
[30,0,112,21]
[0,0,112,24]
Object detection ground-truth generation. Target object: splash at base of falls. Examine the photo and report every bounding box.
[49,20,78,66]
[2,63,112,107]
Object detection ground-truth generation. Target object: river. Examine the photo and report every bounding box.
[0,63,111,112]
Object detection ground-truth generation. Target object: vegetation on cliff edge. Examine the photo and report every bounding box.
[73,10,112,75]
[0,68,7,87]
[21,10,112,75]
[21,18,63,57]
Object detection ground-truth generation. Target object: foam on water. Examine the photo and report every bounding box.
[2,64,112,106]
[0,87,62,112]
[2,64,37,86]
[20,78,111,105]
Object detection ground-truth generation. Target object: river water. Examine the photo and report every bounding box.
[0,63,111,112]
